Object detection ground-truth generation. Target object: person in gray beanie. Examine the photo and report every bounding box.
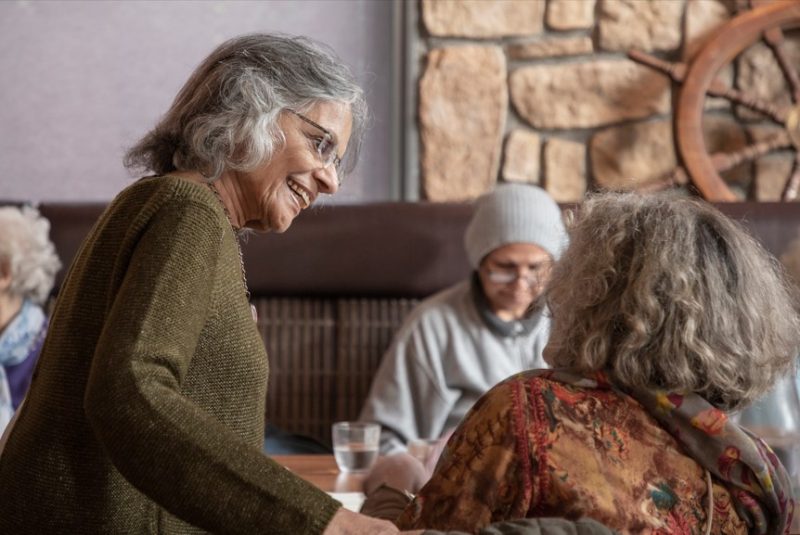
[360,183,567,463]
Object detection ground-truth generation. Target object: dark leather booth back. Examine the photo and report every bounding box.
[241,202,473,298]
[38,201,799,294]
[38,201,475,298]
[19,200,800,445]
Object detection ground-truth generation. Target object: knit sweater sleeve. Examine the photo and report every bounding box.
[84,197,339,534]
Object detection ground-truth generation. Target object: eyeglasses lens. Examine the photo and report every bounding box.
[487,267,549,285]
[319,138,341,170]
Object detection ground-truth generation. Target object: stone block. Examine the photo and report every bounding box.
[544,138,587,202]
[684,0,731,60]
[701,114,750,189]
[754,152,794,201]
[547,0,595,30]
[507,36,593,60]
[502,129,541,183]
[590,115,750,193]
[597,0,684,52]
[590,119,677,191]
[510,59,670,129]
[737,39,800,121]
[419,46,508,201]
[422,0,544,38]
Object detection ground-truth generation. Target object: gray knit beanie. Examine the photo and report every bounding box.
[464,183,567,268]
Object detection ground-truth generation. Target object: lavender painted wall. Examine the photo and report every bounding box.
[0,0,395,203]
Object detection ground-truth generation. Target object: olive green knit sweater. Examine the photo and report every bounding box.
[0,177,340,533]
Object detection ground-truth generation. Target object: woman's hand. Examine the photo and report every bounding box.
[363,453,429,495]
[322,508,399,534]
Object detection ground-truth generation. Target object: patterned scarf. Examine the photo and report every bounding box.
[545,369,795,534]
[0,300,46,432]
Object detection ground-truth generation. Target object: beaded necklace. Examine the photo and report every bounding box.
[206,182,257,321]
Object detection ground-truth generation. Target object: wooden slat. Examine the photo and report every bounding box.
[256,297,417,447]
[335,298,419,429]
[258,298,336,445]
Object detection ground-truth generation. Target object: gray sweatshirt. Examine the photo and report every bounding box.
[359,277,550,454]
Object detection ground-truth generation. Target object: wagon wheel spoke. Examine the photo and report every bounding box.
[709,131,792,173]
[627,50,688,83]
[763,26,800,104]
[706,81,788,123]
[782,152,800,200]
[628,51,787,123]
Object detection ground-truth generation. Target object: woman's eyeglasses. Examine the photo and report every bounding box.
[287,109,342,179]
[485,263,551,286]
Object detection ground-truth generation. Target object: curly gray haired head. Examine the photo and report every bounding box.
[124,33,368,181]
[0,206,62,305]
[544,193,800,411]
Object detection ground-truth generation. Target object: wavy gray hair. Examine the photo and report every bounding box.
[0,206,62,305]
[124,33,368,181]
[544,193,800,412]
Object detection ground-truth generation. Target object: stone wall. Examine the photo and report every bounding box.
[414,0,799,202]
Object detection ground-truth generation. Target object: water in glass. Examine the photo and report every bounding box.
[332,421,380,473]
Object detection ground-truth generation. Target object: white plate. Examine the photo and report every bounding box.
[328,491,366,512]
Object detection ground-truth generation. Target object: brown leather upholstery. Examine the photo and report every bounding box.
[35,201,800,295]
[241,202,473,297]
[11,199,800,446]
[36,201,475,298]
[36,203,105,288]
[714,202,800,258]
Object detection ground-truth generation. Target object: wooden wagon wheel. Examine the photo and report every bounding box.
[629,0,800,201]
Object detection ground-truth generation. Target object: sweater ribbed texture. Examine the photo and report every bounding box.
[0,176,339,534]
[463,183,567,268]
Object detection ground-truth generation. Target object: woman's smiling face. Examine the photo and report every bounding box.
[237,100,353,233]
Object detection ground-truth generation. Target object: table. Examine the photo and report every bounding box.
[273,454,366,492]
[273,454,367,511]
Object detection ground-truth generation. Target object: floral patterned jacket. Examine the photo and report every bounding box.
[396,370,794,534]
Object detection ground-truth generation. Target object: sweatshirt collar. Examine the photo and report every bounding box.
[470,272,544,337]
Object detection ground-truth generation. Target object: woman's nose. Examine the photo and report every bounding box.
[312,165,339,195]
[513,268,542,288]
[512,272,532,287]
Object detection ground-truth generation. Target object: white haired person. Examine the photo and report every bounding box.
[396,194,799,533]
[0,34,410,535]
[0,206,60,433]
[361,183,566,460]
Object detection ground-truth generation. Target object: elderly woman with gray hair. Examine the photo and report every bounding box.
[0,206,61,434]
[0,34,403,534]
[396,194,800,534]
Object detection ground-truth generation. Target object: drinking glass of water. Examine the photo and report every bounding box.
[332,421,380,473]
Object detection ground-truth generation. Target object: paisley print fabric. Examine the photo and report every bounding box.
[631,378,794,534]
[396,369,795,534]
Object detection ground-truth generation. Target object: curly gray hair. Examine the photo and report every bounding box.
[0,206,62,305]
[545,193,800,412]
[124,33,368,181]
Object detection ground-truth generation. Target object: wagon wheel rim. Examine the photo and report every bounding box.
[677,0,800,202]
